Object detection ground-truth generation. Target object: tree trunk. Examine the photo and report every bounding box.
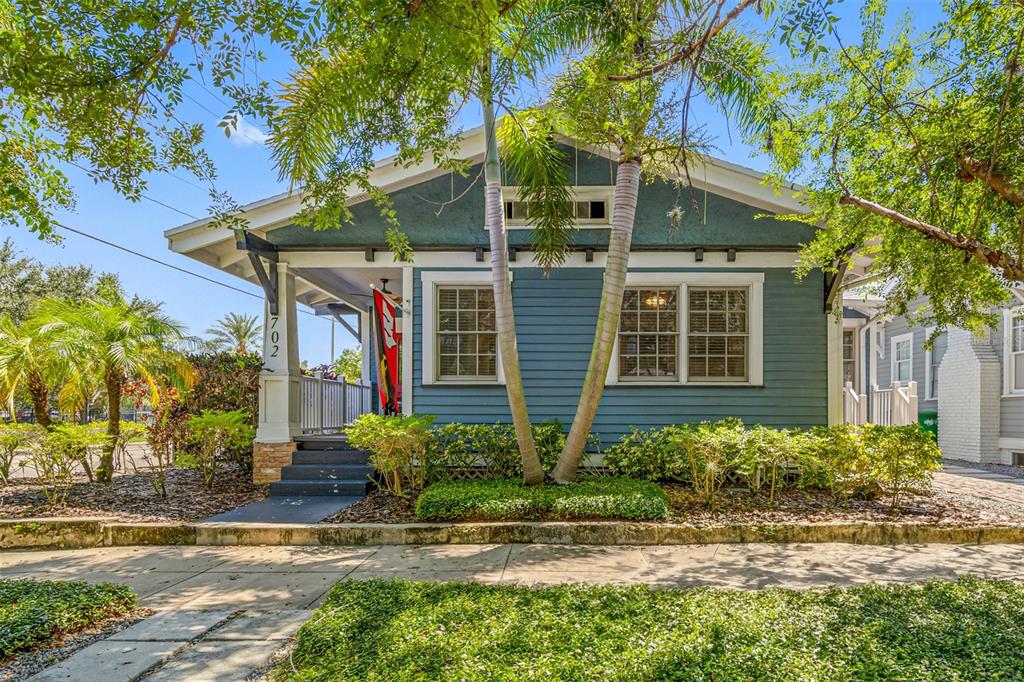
[553,159,642,483]
[99,366,122,483]
[26,370,51,429]
[480,81,545,485]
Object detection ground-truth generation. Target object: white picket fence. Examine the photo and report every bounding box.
[844,380,918,427]
[300,374,373,434]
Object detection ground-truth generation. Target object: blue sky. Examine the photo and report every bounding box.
[3,0,941,366]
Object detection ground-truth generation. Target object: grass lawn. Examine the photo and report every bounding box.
[276,578,1024,681]
[0,578,136,662]
[414,477,668,521]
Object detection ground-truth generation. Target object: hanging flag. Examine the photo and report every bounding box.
[373,288,401,414]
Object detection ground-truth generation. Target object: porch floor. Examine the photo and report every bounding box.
[201,496,361,524]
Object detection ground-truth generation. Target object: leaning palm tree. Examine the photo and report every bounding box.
[37,291,193,482]
[502,2,778,481]
[0,315,63,428]
[268,1,595,484]
[206,312,261,354]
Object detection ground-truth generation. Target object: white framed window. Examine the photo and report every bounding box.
[500,186,614,228]
[607,272,764,386]
[890,333,913,384]
[617,287,679,380]
[687,287,749,382]
[1005,306,1024,395]
[924,327,947,401]
[842,329,858,389]
[421,271,505,385]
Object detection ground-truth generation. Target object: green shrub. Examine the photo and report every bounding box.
[603,424,692,481]
[736,425,808,504]
[278,578,1024,681]
[415,477,668,521]
[672,419,746,510]
[426,420,598,482]
[0,578,136,661]
[348,414,436,497]
[799,424,878,499]
[27,423,103,506]
[178,409,254,489]
[862,423,943,510]
[0,423,44,483]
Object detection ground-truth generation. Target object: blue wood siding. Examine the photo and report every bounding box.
[413,267,827,445]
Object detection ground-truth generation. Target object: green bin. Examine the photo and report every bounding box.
[918,410,938,438]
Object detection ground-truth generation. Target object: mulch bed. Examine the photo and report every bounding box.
[663,484,1024,527]
[320,477,1024,527]
[0,608,152,682]
[323,490,418,524]
[0,464,266,522]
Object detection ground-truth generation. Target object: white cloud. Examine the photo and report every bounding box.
[226,116,270,146]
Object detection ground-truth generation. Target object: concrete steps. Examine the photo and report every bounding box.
[268,437,374,498]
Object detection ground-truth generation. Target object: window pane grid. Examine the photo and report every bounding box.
[688,286,748,381]
[437,286,496,379]
[618,288,678,379]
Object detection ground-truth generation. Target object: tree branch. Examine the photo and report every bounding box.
[608,0,758,82]
[838,193,1024,282]
[958,156,1024,206]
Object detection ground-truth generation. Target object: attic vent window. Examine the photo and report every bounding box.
[503,197,609,224]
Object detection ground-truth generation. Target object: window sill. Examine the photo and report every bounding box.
[1001,393,1024,399]
[426,379,504,387]
[607,381,764,388]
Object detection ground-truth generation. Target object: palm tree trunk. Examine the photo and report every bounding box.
[480,74,544,485]
[553,158,642,483]
[99,366,122,483]
[26,370,51,429]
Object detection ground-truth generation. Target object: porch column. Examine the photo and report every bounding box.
[253,262,302,483]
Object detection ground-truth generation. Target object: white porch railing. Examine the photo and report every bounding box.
[843,381,867,425]
[300,374,373,434]
[869,380,918,426]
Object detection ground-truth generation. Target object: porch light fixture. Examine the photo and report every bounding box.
[475,246,485,262]
[695,247,704,262]
[727,248,737,262]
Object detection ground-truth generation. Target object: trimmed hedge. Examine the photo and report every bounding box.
[414,477,668,521]
[277,578,1024,681]
[0,578,136,661]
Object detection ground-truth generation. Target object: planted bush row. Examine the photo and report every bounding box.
[605,420,942,510]
[414,477,668,521]
[347,415,942,511]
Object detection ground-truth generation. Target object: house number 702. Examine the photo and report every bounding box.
[268,316,280,357]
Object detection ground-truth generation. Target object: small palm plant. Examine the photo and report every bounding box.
[0,315,64,428]
[205,312,261,354]
[36,285,193,482]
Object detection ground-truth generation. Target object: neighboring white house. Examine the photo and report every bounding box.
[842,289,1024,465]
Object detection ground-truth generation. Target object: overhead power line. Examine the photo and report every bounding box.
[51,221,323,319]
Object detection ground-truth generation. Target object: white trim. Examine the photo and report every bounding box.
[999,437,1024,450]
[923,326,942,402]
[606,271,764,387]
[890,332,913,384]
[401,266,414,415]
[827,306,842,425]
[499,185,615,228]
[420,270,507,386]
[1004,306,1024,396]
[277,250,800,270]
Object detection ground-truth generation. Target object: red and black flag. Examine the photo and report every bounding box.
[372,288,401,414]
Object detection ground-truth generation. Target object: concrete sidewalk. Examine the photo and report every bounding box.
[4,542,1024,608]
[5,542,1024,680]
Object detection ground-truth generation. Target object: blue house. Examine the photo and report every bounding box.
[165,127,854,485]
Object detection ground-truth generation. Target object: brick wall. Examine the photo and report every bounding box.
[938,328,1003,463]
[252,442,296,484]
